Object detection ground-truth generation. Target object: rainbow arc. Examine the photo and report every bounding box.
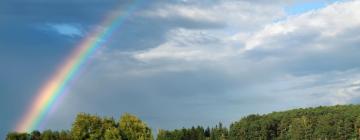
[15,1,144,132]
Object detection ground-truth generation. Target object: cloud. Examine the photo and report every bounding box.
[0,0,131,24]
[92,0,360,112]
[142,0,286,32]
[133,28,237,62]
[132,0,360,75]
[39,1,360,134]
[244,0,360,51]
[47,23,83,37]
[274,69,360,105]
[333,81,360,104]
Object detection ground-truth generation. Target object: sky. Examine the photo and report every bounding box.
[1,0,360,138]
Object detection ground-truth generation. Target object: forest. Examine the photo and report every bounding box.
[7,104,360,140]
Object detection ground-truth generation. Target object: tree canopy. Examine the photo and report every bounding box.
[7,113,152,140]
[8,104,360,140]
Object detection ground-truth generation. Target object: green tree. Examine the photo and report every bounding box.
[210,123,228,140]
[157,129,172,140]
[41,130,56,140]
[9,104,360,140]
[59,130,71,140]
[119,113,153,140]
[30,130,41,140]
[71,113,103,140]
[104,127,122,140]
[6,132,29,140]
[102,117,120,139]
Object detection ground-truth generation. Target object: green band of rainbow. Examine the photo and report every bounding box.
[15,0,144,132]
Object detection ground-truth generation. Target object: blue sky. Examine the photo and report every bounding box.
[286,1,327,15]
[1,0,359,138]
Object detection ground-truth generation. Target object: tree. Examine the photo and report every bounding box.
[6,132,28,140]
[71,113,103,140]
[157,129,172,140]
[41,130,56,140]
[105,127,122,140]
[119,113,153,140]
[59,130,71,140]
[210,123,228,140]
[204,127,211,137]
[101,117,121,140]
[9,104,360,140]
[30,130,41,140]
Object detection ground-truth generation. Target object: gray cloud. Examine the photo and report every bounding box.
[42,0,360,132]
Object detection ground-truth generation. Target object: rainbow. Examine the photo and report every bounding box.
[16,1,144,132]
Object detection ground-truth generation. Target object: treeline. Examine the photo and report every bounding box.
[157,123,228,140]
[8,104,360,140]
[229,104,360,139]
[7,113,152,140]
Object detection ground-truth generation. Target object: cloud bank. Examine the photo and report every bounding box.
[45,0,360,132]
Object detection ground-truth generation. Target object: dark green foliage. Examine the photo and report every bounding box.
[229,104,360,140]
[158,104,360,140]
[58,130,72,140]
[157,123,227,140]
[6,132,29,140]
[210,123,228,140]
[30,130,41,140]
[8,104,360,140]
[41,130,57,140]
[157,126,207,140]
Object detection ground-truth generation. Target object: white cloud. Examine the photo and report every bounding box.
[143,0,286,31]
[332,80,360,104]
[279,70,360,105]
[244,0,360,51]
[137,0,360,65]
[133,28,237,62]
[129,0,360,105]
